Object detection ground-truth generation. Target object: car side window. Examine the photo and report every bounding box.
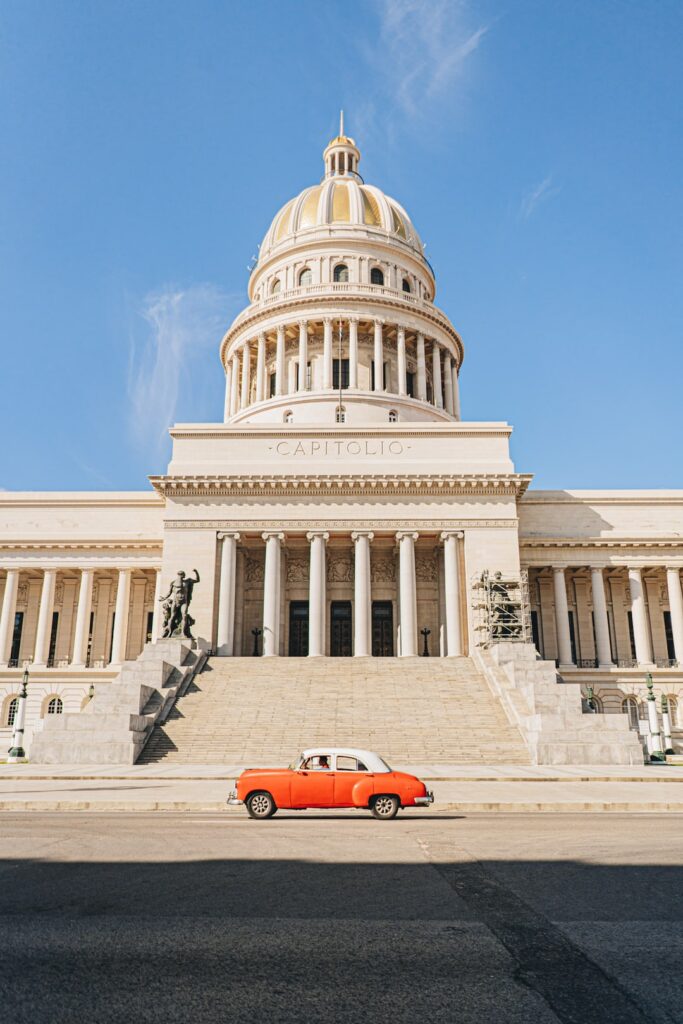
[302,755,333,770]
[357,760,368,772]
[336,756,358,772]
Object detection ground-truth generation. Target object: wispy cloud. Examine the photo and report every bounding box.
[519,176,561,220]
[127,283,239,456]
[372,0,489,119]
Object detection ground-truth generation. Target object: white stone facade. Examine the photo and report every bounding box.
[2,126,681,755]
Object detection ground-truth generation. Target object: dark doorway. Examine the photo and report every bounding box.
[289,601,309,656]
[372,601,394,657]
[330,601,352,656]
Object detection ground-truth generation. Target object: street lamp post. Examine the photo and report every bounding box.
[420,627,431,657]
[661,694,673,754]
[645,673,665,762]
[251,627,262,657]
[8,667,29,764]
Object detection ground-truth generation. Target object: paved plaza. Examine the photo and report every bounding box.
[1,811,681,1023]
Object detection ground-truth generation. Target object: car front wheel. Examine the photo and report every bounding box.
[371,794,399,820]
[246,791,277,819]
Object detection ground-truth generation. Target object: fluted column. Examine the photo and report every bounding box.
[323,317,333,389]
[589,568,613,666]
[240,341,251,408]
[552,567,574,666]
[416,333,427,401]
[223,362,233,421]
[352,531,373,656]
[666,568,683,665]
[71,569,94,666]
[255,333,266,403]
[33,569,57,666]
[307,531,328,656]
[229,355,239,416]
[275,325,286,396]
[298,320,308,391]
[432,341,443,408]
[441,532,463,656]
[110,569,132,664]
[217,533,240,656]
[444,355,454,414]
[628,567,654,665]
[0,569,20,667]
[397,327,407,396]
[452,362,461,419]
[396,532,418,656]
[262,532,284,657]
[373,320,384,391]
[150,569,162,642]
[348,317,359,388]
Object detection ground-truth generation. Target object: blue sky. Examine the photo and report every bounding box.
[1,0,681,491]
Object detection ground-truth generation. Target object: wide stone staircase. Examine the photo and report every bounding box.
[138,656,531,765]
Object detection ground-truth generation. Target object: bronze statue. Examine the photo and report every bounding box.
[159,569,200,639]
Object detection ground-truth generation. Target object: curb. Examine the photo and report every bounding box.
[2,801,683,813]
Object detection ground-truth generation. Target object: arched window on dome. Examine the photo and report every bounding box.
[299,268,312,286]
[370,267,384,286]
[402,278,411,293]
[333,263,349,283]
[667,695,679,727]
[271,278,281,295]
[335,406,346,423]
[283,410,293,424]
[388,410,398,423]
[5,696,18,728]
[621,696,639,729]
[45,696,63,717]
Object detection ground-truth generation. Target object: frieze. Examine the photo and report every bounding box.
[415,553,438,583]
[286,557,308,584]
[327,555,353,583]
[165,519,517,531]
[371,556,395,583]
[244,555,265,584]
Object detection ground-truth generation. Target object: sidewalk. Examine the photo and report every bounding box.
[1,763,682,812]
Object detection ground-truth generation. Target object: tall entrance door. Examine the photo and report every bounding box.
[372,601,394,657]
[330,601,352,656]
[289,601,309,656]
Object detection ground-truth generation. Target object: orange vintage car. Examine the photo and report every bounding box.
[227,747,434,819]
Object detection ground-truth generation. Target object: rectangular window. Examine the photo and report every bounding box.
[47,611,59,666]
[406,371,415,397]
[306,362,312,389]
[663,612,675,660]
[146,610,154,645]
[627,611,636,660]
[332,358,350,389]
[269,372,276,398]
[607,608,617,661]
[568,610,577,664]
[10,611,23,665]
[530,610,542,657]
[109,613,116,663]
[370,361,388,390]
[86,611,94,667]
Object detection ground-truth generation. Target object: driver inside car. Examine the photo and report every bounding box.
[304,755,331,770]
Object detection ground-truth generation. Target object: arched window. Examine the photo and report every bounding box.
[271,278,281,295]
[6,697,18,728]
[388,410,398,422]
[370,267,384,286]
[402,278,411,293]
[46,696,63,716]
[667,695,679,726]
[283,410,293,423]
[299,267,312,286]
[333,263,349,283]
[621,696,639,729]
[335,406,346,423]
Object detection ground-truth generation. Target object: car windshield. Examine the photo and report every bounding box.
[288,754,304,770]
[378,757,392,772]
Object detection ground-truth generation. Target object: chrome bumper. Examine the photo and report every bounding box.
[226,790,243,806]
[414,791,434,806]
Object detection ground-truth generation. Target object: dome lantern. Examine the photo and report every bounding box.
[323,111,361,181]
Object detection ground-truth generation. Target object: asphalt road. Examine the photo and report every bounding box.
[1,811,681,1024]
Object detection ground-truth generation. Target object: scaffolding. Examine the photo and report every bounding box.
[471,570,532,648]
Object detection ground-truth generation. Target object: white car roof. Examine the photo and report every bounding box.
[300,748,391,773]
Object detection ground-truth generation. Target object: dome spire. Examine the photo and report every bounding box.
[323,113,361,181]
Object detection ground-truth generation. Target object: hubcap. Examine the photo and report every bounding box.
[375,797,394,816]
[251,794,271,815]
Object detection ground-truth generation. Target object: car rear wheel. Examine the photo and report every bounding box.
[246,791,277,819]
[371,794,399,820]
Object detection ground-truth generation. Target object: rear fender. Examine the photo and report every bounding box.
[351,779,375,808]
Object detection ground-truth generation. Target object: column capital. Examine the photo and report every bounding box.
[440,530,464,541]
[217,531,241,542]
[257,332,266,343]
[298,319,308,330]
[276,323,285,337]
[351,531,374,542]
[242,338,251,350]
[551,565,568,573]
[396,324,406,338]
[306,531,329,542]
[374,318,385,328]
[395,531,418,542]
[348,315,359,325]
[261,531,285,543]
[322,316,333,326]
[666,566,682,574]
